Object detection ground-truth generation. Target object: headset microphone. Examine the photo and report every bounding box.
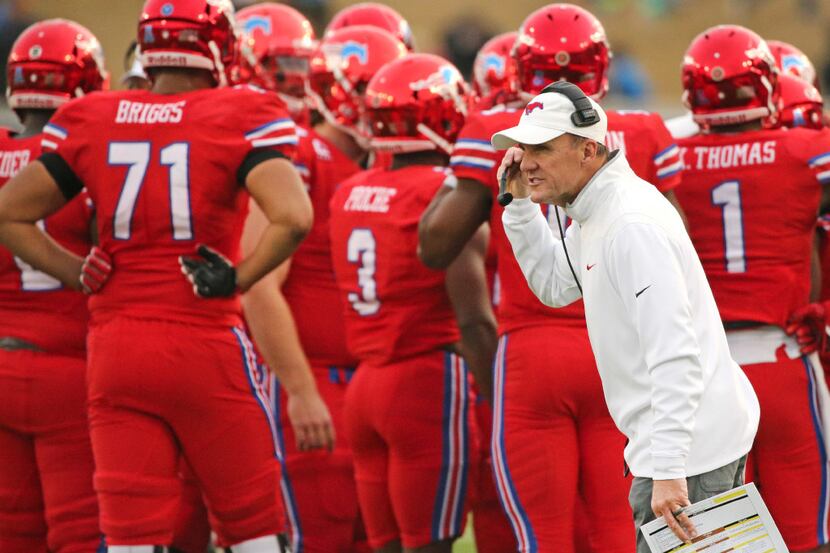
[497,169,513,207]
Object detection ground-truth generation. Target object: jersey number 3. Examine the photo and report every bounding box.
[109,142,193,240]
[347,229,380,316]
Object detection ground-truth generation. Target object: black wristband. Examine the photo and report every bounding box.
[39,152,84,200]
[237,148,287,186]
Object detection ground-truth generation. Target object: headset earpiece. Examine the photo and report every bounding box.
[540,81,600,128]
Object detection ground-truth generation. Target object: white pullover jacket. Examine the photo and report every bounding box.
[502,152,759,480]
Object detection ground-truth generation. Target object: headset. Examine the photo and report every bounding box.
[497,81,601,295]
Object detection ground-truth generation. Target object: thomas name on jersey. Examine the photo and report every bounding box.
[680,140,776,171]
[0,150,30,178]
[343,186,397,213]
[115,99,186,124]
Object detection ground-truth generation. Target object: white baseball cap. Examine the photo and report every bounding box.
[491,91,608,150]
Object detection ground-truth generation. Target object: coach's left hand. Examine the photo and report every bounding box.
[652,478,697,544]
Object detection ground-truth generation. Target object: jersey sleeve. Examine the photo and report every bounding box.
[803,128,830,188]
[450,113,500,191]
[647,113,683,192]
[38,99,89,200]
[236,90,299,184]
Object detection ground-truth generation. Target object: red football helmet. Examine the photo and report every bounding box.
[767,39,819,90]
[682,25,778,127]
[513,4,611,99]
[774,73,824,129]
[307,26,407,137]
[364,53,470,154]
[472,32,519,108]
[6,19,107,110]
[325,3,415,52]
[236,3,316,117]
[138,0,238,87]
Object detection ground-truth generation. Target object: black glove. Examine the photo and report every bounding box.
[179,245,237,298]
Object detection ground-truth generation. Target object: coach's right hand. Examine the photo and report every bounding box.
[287,387,335,452]
[497,146,530,200]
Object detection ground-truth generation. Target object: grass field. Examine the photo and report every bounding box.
[452,518,477,553]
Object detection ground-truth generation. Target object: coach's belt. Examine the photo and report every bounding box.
[725,325,799,365]
[0,336,42,352]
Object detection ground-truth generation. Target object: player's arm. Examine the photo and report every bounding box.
[445,224,497,401]
[236,157,313,291]
[0,161,83,287]
[240,197,333,452]
[418,177,492,269]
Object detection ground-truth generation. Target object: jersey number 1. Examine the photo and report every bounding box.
[109,142,192,240]
[711,180,746,273]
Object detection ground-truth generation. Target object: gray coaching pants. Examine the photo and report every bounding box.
[629,456,747,553]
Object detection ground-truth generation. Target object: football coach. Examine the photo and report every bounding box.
[492,82,760,551]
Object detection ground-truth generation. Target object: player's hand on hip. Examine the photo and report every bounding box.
[497,147,530,200]
[652,478,697,545]
[179,244,237,298]
[786,302,829,354]
[287,388,335,452]
[80,246,112,294]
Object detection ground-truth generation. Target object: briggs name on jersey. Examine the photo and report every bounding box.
[681,140,776,170]
[115,100,186,125]
[0,149,30,178]
[343,186,397,213]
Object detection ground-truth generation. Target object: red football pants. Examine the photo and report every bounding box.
[0,349,100,553]
[86,317,284,547]
[744,350,830,552]
[491,326,633,553]
[271,365,362,553]
[470,396,515,553]
[345,350,474,549]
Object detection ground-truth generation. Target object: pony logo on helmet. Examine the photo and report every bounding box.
[6,18,108,110]
[160,3,174,16]
[482,54,505,78]
[682,24,779,127]
[243,16,272,36]
[525,101,544,115]
[323,40,369,65]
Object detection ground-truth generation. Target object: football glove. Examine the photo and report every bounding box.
[79,246,112,295]
[179,244,237,298]
[786,302,830,355]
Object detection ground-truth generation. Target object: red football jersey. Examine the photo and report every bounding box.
[284,126,361,367]
[450,106,681,333]
[329,165,460,366]
[0,130,92,355]
[676,127,830,327]
[41,87,297,326]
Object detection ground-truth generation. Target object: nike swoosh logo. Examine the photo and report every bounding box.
[586,264,596,271]
[635,285,652,298]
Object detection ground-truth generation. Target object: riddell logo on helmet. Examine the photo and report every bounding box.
[145,53,190,66]
[525,102,544,115]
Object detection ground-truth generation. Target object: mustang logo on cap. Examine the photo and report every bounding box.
[525,102,544,116]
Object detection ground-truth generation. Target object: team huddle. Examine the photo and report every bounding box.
[0,0,827,552]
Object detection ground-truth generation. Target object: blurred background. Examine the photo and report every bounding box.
[1,0,828,128]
